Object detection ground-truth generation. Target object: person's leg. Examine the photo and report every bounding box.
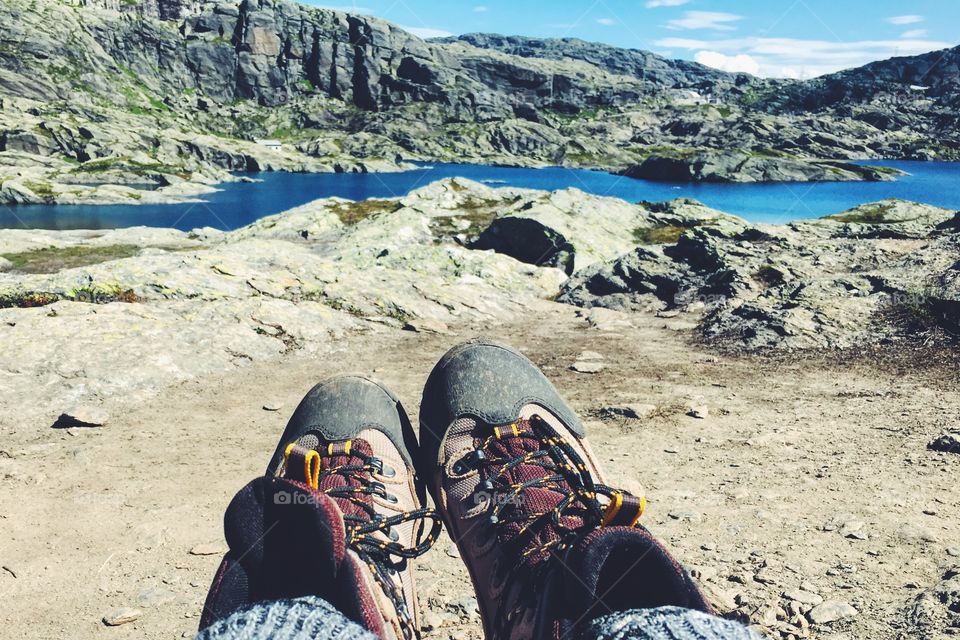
[418,339,757,640]
[197,596,377,640]
[198,376,441,640]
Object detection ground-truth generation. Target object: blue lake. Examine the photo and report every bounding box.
[2,160,958,231]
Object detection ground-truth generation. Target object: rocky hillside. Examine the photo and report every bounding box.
[0,0,958,203]
[1,179,956,368]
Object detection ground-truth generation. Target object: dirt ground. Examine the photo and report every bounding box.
[1,302,958,640]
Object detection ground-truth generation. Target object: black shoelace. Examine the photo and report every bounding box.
[284,442,443,640]
[454,415,645,638]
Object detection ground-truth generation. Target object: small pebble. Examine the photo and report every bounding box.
[189,543,227,556]
[686,405,709,419]
[102,607,142,626]
[570,361,605,374]
[783,589,824,606]
[262,403,283,412]
[807,600,857,624]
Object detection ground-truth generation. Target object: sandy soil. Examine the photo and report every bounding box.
[1,302,958,640]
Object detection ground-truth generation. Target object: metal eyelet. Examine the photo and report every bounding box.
[388,527,400,542]
[380,464,396,478]
[385,493,399,504]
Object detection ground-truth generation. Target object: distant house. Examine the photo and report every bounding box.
[255,139,283,151]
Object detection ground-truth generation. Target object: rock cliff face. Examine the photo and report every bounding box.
[0,0,958,194]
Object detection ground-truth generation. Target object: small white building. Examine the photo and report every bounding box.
[255,139,283,151]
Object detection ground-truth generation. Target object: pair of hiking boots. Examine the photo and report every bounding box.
[200,339,711,640]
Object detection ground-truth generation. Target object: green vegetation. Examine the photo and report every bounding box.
[829,202,899,224]
[328,199,403,225]
[0,291,59,309]
[1,244,140,274]
[630,145,699,161]
[632,225,689,245]
[23,180,55,202]
[633,219,718,245]
[0,283,140,308]
[73,156,190,180]
[748,148,792,159]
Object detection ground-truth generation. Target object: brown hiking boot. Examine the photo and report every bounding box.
[201,375,441,640]
[419,340,710,640]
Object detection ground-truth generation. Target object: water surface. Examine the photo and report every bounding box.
[2,160,958,231]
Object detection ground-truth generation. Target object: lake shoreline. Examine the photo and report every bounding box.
[2,160,959,231]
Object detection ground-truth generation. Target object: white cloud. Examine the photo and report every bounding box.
[694,50,760,75]
[473,5,488,12]
[596,18,617,26]
[645,0,690,7]
[402,26,454,38]
[886,15,924,25]
[667,11,743,31]
[657,36,952,79]
[901,29,928,39]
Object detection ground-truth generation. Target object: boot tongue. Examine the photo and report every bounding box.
[554,527,711,622]
[485,424,590,570]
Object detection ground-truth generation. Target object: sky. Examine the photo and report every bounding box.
[305,0,958,79]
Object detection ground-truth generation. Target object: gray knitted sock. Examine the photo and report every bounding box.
[581,606,764,640]
[196,596,377,640]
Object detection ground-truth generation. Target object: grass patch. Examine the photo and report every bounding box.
[633,219,719,245]
[0,292,60,309]
[829,202,899,224]
[630,145,699,162]
[23,180,56,202]
[328,199,403,225]
[1,244,140,274]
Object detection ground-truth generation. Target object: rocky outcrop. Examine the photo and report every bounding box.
[0,182,956,421]
[0,0,957,198]
[620,151,902,183]
[559,198,959,351]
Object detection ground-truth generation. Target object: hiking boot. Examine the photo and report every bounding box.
[419,340,710,640]
[201,375,441,640]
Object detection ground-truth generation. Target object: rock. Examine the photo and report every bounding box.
[570,361,605,374]
[421,610,443,632]
[947,547,960,557]
[899,525,941,544]
[929,433,960,454]
[668,510,702,522]
[102,607,142,626]
[402,318,450,335]
[53,406,109,428]
[599,404,658,420]
[137,586,177,606]
[262,402,283,412]
[808,600,858,624]
[189,542,227,556]
[690,565,718,582]
[620,150,902,184]
[686,405,709,419]
[784,589,824,606]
